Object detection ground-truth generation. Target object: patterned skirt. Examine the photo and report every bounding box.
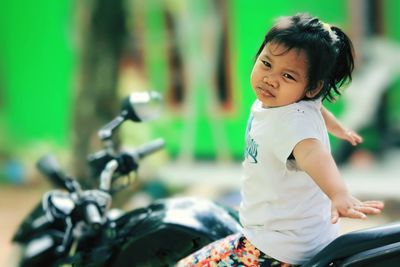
[175,233,295,267]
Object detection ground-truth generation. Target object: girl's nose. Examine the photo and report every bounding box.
[263,75,278,88]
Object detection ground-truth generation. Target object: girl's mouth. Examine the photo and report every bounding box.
[257,87,274,97]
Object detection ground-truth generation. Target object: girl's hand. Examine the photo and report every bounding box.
[334,129,363,146]
[320,107,363,146]
[330,192,384,224]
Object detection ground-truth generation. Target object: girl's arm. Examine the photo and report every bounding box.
[321,106,363,146]
[293,138,384,223]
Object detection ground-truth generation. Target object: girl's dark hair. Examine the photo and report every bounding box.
[255,13,354,102]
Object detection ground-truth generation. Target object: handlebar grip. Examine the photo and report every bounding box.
[134,138,165,160]
[37,155,72,191]
[84,203,102,229]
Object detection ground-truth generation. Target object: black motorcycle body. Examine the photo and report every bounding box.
[14,196,241,267]
[78,197,241,267]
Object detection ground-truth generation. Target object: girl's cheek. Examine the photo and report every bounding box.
[250,71,256,86]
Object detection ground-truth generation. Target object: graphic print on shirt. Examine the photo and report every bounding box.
[244,115,258,163]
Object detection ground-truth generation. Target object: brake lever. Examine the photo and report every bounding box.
[56,217,74,254]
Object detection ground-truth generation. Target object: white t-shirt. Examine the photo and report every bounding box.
[239,99,339,265]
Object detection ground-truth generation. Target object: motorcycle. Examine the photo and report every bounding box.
[12,91,242,267]
[12,91,400,267]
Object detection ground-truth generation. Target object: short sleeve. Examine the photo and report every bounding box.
[272,110,321,164]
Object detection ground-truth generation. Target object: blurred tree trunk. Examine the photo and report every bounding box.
[73,0,127,184]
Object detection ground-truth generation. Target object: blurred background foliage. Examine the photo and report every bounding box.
[1,0,400,184]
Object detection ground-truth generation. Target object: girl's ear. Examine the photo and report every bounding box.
[306,81,324,98]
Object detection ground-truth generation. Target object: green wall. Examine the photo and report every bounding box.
[0,0,74,147]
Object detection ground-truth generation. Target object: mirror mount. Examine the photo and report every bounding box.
[97,90,162,151]
[98,115,125,141]
[121,97,141,122]
[98,115,125,156]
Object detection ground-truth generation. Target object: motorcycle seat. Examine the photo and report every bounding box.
[302,222,400,267]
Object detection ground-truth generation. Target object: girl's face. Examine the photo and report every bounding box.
[250,42,309,108]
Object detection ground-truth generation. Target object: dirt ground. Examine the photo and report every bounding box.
[0,183,47,267]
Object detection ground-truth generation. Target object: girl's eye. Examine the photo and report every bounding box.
[283,73,295,81]
[261,60,271,68]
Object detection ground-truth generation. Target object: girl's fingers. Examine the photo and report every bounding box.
[350,200,384,216]
[362,200,385,209]
[352,132,363,142]
[331,209,340,224]
[348,138,356,146]
[345,209,367,220]
[357,206,382,215]
[345,130,363,146]
[332,198,384,223]
[334,207,366,221]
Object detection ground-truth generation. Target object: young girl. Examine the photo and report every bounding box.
[177,13,384,266]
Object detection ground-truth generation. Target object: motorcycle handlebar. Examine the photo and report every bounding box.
[37,155,80,193]
[113,138,165,176]
[132,138,165,160]
[89,138,165,180]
